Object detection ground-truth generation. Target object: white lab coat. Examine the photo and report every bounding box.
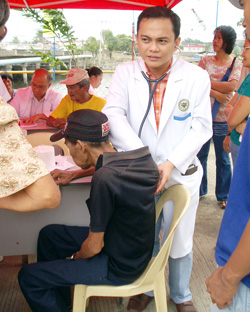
[103,57,212,258]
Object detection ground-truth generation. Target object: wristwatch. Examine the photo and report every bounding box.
[226,130,231,137]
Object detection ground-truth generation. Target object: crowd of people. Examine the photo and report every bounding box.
[1,0,250,311]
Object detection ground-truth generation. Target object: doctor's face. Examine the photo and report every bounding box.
[136,17,180,78]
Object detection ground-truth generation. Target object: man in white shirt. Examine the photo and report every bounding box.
[11,68,62,124]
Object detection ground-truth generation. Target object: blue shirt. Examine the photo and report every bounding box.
[215,118,250,288]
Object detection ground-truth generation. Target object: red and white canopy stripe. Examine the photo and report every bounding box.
[8,0,183,10]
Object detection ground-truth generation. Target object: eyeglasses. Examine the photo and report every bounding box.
[0,26,7,41]
[31,82,48,91]
[242,46,250,52]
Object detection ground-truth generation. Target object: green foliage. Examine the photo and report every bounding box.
[182,38,203,45]
[83,36,100,56]
[115,34,133,53]
[31,47,67,69]
[101,29,118,58]
[237,18,244,27]
[22,8,78,67]
[32,29,44,44]
[12,36,20,43]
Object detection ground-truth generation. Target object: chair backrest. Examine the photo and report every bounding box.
[139,184,190,285]
[26,132,70,156]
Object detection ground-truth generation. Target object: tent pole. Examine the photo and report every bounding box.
[23,0,30,9]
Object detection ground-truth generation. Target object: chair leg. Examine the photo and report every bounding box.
[72,285,88,312]
[154,274,168,312]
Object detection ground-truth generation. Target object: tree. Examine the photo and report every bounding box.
[101,29,118,59]
[12,36,20,44]
[115,34,132,53]
[22,9,78,67]
[32,29,44,44]
[84,36,100,56]
[237,18,244,27]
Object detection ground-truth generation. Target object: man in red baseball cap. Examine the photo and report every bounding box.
[47,68,106,129]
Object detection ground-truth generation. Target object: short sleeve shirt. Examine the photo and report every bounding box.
[50,94,106,119]
[198,55,242,122]
[86,147,159,281]
[0,97,48,198]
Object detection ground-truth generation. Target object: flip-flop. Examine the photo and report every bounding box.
[219,200,227,209]
[127,294,153,312]
[171,299,197,312]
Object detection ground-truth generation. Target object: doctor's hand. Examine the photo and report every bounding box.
[156,160,175,194]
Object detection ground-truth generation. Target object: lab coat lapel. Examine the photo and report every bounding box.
[158,62,183,137]
[134,60,157,134]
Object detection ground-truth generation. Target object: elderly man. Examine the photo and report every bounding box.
[18,109,158,312]
[206,1,250,311]
[47,68,106,129]
[10,68,62,124]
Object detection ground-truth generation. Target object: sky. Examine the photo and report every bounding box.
[6,0,245,44]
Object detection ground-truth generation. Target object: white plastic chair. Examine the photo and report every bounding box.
[72,184,191,312]
[26,132,70,156]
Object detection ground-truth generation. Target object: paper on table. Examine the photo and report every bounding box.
[49,155,76,172]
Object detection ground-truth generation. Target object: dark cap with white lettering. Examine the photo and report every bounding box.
[50,109,110,142]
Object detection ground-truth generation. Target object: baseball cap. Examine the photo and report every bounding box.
[228,0,243,9]
[50,109,110,143]
[60,68,89,85]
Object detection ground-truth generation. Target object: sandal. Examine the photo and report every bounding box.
[219,200,227,209]
[127,294,153,312]
[171,299,197,312]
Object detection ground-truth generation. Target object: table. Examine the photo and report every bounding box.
[20,120,57,135]
[0,158,92,256]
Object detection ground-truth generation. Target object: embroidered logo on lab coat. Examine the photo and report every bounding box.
[178,99,189,112]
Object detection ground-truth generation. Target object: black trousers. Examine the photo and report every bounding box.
[18,224,127,312]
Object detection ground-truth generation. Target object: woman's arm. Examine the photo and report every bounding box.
[228,95,250,129]
[224,92,239,118]
[211,79,238,93]
[211,89,231,104]
[0,174,61,212]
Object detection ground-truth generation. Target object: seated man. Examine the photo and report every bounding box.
[11,68,62,124]
[47,68,106,129]
[18,109,159,312]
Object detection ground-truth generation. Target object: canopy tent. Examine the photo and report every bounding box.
[8,0,182,10]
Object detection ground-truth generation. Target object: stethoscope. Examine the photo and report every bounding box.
[133,45,181,138]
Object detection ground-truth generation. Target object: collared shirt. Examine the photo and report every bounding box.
[10,86,62,118]
[146,60,172,131]
[50,94,106,120]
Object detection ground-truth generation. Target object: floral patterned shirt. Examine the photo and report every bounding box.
[198,55,242,122]
[0,96,48,198]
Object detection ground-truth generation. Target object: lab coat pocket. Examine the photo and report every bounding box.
[173,112,191,121]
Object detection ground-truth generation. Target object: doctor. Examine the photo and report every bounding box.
[103,6,212,312]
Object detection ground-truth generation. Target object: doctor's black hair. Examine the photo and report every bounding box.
[137,6,181,40]
[0,0,10,28]
[214,25,237,55]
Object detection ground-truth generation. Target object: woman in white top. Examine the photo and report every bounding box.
[87,66,103,95]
